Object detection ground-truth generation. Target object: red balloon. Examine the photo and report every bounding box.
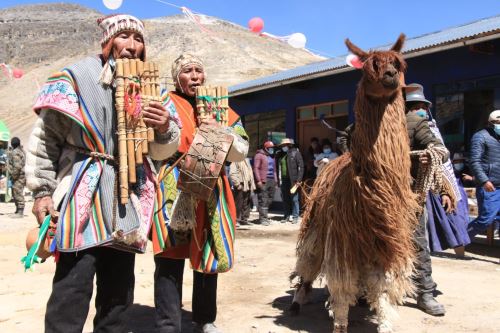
[248,17,264,33]
[12,68,23,79]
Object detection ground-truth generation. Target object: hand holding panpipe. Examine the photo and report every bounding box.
[114,58,162,204]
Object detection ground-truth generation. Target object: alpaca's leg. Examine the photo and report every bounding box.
[327,277,358,333]
[365,270,398,333]
[289,280,313,315]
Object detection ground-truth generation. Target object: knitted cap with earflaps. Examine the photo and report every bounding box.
[97,14,146,85]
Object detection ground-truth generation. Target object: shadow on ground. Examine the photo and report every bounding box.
[124,304,194,333]
[261,288,379,333]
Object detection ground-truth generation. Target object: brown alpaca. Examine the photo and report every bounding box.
[291,34,419,333]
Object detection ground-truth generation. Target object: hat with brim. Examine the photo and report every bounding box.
[278,138,295,147]
[404,83,432,106]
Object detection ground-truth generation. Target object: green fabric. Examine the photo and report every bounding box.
[0,120,10,142]
[280,156,287,178]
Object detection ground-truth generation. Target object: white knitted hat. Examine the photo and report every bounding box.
[97,14,146,47]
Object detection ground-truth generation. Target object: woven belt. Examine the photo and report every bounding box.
[66,143,115,162]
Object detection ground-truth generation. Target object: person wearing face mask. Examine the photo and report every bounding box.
[405,83,451,316]
[152,54,249,333]
[467,110,500,239]
[276,138,304,224]
[407,84,471,257]
[253,140,277,226]
[313,140,339,176]
[26,15,181,332]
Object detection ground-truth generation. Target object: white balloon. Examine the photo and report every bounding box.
[287,33,307,49]
[103,0,123,10]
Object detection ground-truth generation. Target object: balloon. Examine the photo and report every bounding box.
[103,0,123,10]
[248,17,264,33]
[346,54,363,69]
[12,68,23,79]
[287,33,307,48]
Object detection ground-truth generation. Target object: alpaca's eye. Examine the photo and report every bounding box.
[372,61,378,72]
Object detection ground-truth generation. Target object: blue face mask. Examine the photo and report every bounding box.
[282,146,289,153]
[415,109,428,119]
[267,148,274,155]
[494,124,500,136]
[323,148,332,154]
[453,163,464,172]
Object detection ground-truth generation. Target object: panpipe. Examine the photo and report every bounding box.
[195,86,229,126]
[115,58,161,204]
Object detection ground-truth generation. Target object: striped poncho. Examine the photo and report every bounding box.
[26,56,180,253]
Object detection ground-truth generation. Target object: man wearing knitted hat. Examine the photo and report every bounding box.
[26,14,180,332]
[151,54,249,333]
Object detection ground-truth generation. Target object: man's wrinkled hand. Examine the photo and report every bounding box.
[143,101,170,133]
[32,196,57,225]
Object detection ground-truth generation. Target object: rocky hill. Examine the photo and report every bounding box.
[0,3,322,143]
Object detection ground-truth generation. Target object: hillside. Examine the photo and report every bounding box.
[0,3,323,142]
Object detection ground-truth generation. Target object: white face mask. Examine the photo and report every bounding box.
[494,123,500,136]
[282,146,289,153]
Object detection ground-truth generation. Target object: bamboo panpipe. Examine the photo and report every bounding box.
[115,58,163,204]
[195,85,230,126]
[115,59,129,204]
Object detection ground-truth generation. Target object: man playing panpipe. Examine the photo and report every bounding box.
[152,54,249,333]
[25,14,180,332]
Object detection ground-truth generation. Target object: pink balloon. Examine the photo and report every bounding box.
[248,17,264,33]
[12,68,23,79]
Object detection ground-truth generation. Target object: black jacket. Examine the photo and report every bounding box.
[470,128,500,187]
[276,147,304,185]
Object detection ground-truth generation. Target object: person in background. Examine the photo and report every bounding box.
[405,83,449,316]
[313,139,338,176]
[467,110,500,239]
[230,158,256,227]
[305,137,321,180]
[276,138,304,224]
[6,137,26,218]
[253,141,277,226]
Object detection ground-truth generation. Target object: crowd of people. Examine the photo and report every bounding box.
[0,12,498,333]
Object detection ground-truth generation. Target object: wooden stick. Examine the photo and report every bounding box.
[147,62,156,143]
[123,59,136,184]
[136,60,149,155]
[131,59,143,165]
[115,59,129,204]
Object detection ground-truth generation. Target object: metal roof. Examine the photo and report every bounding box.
[230,14,500,96]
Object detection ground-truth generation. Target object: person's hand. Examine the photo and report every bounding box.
[199,118,221,128]
[32,196,58,225]
[256,181,263,189]
[419,152,431,165]
[322,158,329,164]
[483,180,495,192]
[143,101,170,134]
[441,195,453,214]
[237,184,243,191]
[462,174,473,182]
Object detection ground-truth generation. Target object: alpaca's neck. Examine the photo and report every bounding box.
[350,89,411,184]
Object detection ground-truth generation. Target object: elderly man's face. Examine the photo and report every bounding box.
[177,64,205,97]
[112,31,144,60]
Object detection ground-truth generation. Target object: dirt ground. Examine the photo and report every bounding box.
[0,200,499,333]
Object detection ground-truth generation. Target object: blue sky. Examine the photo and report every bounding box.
[2,0,499,57]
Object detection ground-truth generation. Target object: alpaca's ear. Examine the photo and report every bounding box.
[391,33,406,53]
[345,38,368,60]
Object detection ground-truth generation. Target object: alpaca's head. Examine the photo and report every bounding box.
[345,34,407,100]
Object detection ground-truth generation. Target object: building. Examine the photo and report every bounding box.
[229,15,500,161]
